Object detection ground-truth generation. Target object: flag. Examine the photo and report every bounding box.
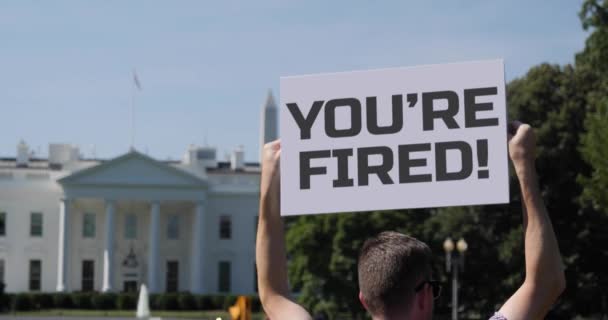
[133,69,142,91]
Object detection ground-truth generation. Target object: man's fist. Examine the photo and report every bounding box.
[508,121,536,168]
[260,140,281,195]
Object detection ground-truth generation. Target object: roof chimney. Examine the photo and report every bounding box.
[49,144,80,169]
[183,145,217,169]
[16,140,29,167]
[230,146,245,171]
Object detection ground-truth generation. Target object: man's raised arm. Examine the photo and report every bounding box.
[498,122,566,320]
[256,140,312,320]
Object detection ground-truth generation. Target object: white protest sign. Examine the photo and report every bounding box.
[280,60,509,216]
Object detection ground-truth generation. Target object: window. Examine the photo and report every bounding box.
[123,281,137,293]
[82,260,94,291]
[125,214,137,239]
[29,260,41,291]
[219,215,231,239]
[0,212,5,236]
[218,261,231,292]
[167,214,179,240]
[30,212,43,237]
[0,260,4,285]
[166,261,179,292]
[83,213,96,238]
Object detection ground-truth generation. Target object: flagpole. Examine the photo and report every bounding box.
[131,69,142,151]
[131,76,135,151]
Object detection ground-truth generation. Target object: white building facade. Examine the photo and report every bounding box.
[0,91,279,294]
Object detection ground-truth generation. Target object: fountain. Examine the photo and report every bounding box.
[136,284,150,318]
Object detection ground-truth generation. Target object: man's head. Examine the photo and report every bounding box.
[358,231,435,319]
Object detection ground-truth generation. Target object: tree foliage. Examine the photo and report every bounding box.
[580,100,608,212]
[578,0,608,216]
[285,2,608,318]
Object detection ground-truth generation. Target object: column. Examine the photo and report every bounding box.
[56,198,71,292]
[102,200,115,292]
[190,201,205,293]
[147,201,160,293]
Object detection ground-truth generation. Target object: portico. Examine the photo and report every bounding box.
[57,151,209,294]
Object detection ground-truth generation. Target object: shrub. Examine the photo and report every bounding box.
[14,293,33,311]
[156,293,179,310]
[178,293,196,310]
[149,294,160,310]
[312,301,339,320]
[222,294,238,310]
[117,293,137,310]
[71,292,93,309]
[92,293,116,310]
[195,295,213,310]
[53,293,73,309]
[0,282,5,311]
[211,295,225,310]
[0,293,13,312]
[31,293,53,309]
[251,295,262,313]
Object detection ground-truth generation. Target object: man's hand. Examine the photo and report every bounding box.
[256,140,313,320]
[260,140,281,198]
[499,121,566,320]
[508,121,536,168]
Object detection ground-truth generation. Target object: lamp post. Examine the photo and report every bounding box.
[443,237,468,320]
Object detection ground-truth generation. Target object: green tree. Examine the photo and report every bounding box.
[578,0,608,215]
[284,2,608,318]
[287,210,432,318]
[580,100,608,212]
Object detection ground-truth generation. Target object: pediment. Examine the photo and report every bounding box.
[59,150,206,188]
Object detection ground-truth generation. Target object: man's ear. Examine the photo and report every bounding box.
[359,291,368,310]
[416,286,427,310]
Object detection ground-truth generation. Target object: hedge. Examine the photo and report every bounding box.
[13,294,32,311]
[116,293,137,310]
[177,293,196,310]
[33,293,54,309]
[52,293,72,309]
[195,295,213,310]
[71,292,93,309]
[0,292,261,312]
[222,295,238,310]
[92,293,116,310]
[155,293,179,311]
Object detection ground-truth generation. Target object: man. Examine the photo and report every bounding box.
[256,121,565,320]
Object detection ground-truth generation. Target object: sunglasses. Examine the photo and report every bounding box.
[414,280,442,300]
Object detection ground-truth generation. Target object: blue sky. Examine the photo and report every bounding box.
[0,1,588,162]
